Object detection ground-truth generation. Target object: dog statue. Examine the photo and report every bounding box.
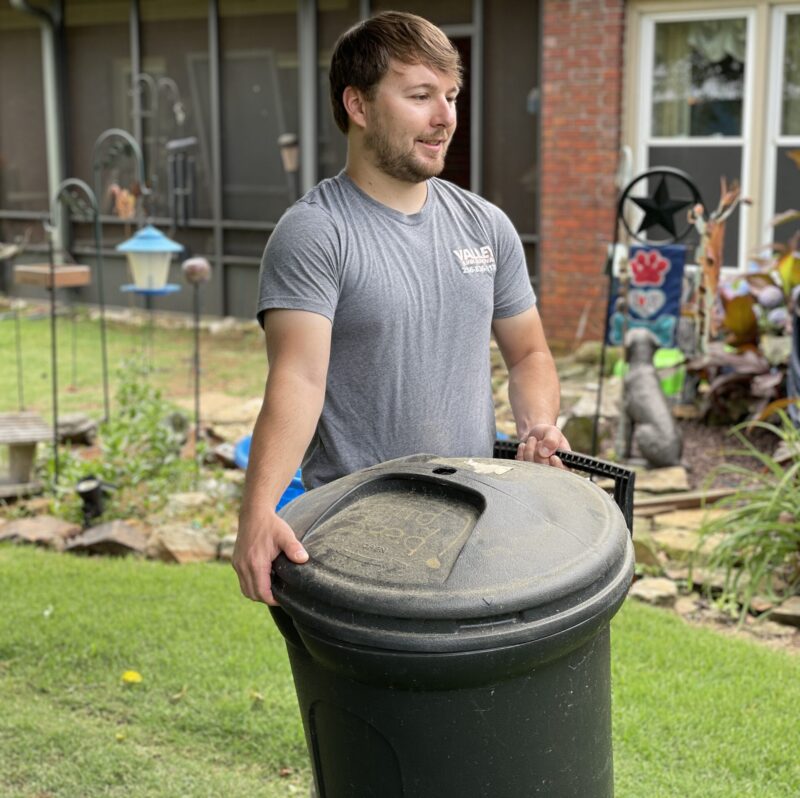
[621,327,682,468]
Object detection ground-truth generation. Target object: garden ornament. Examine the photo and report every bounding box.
[593,166,702,456]
[621,327,683,468]
[688,177,750,353]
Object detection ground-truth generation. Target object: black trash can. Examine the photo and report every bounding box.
[271,453,635,798]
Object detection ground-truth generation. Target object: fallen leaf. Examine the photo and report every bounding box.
[250,690,264,711]
[169,685,188,704]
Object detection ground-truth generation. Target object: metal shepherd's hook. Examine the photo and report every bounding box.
[91,128,151,422]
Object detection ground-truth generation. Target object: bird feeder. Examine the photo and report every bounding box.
[116,225,183,290]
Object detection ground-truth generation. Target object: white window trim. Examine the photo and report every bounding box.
[763,5,800,248]
[638,7,757,270]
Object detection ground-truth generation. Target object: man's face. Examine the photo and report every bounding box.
[361,60,459,183]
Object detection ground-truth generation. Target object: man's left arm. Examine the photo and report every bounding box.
[492,306,570,468]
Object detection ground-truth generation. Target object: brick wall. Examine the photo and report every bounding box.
[539,0,626,350]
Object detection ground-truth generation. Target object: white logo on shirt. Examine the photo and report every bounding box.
[453,245,496,275]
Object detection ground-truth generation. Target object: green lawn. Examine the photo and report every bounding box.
[1,546,799,797]
[0,310,267,417]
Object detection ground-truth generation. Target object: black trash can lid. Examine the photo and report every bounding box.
[273,455,634,653]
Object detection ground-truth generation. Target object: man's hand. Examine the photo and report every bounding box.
[516,423,571,469]
[233,507,309,606]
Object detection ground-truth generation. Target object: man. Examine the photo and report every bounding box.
[234,11,569,606]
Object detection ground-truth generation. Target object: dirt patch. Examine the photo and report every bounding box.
[678,418,781,491]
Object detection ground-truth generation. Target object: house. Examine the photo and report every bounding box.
[1,0,796,348]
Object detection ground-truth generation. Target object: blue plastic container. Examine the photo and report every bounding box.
[234,435,306,510]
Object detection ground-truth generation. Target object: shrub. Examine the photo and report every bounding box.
[44,358,196,523]
[695,410,800,620]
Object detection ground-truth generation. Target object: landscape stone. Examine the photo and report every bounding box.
[567,380,622,421]
[632,528,661,568]
[217,534,237,562]
[209,442,237,467]
[650,528,723,563]
[0,515,80,550]
[674,595,702,616]
[57,412,98,444]
[633,466,690,494]
[750,619,798,639]
[147,523,218,564]
[560,415,594,455]
[652,508,727,532]
[165,492,213,515]
[770,596,800,628]
[629,577,678,607]
[64,520,149,556]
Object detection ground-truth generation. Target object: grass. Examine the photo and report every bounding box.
[0,307,267,417]
[0,545,309,797]
[1,546,799,797]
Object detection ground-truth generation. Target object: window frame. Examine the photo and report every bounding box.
[637,6,757,269]
[763,4,800,240]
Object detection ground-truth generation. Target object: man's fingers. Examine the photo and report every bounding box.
[274,522,309,564]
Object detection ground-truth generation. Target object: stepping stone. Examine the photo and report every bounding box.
[65,520,149,557]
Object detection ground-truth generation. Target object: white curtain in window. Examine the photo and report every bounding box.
[783,14,800,136]
[653,18,746,137]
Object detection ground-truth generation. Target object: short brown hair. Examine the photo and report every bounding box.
[329,11,462,134]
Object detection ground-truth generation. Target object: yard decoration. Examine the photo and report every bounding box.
[92,127,151,421]
[685,163,800,425]
[687,177,749,355]
[181,256,212,472]
[0,227,31,410]
[593,167,702,456]
[41,179,103,483]
[620,327,683,467]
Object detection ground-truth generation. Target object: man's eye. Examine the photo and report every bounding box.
[413,94,429,101]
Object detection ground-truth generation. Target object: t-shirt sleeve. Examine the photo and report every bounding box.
[491,206,536,319]
[256,202,341,327]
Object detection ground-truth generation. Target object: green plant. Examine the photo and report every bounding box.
[43,357,197,523]
[695,410,800,620]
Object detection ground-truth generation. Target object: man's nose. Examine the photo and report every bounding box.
[431,96,456,128]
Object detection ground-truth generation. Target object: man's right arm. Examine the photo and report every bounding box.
[233,309,332,605]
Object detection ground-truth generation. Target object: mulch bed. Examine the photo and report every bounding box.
[678,418,782,491]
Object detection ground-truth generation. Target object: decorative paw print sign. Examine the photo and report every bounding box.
[607,245,686,347]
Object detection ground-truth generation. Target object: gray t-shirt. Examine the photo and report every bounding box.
[258,172,535,488]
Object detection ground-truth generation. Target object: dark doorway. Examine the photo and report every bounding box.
[440,36,471,190]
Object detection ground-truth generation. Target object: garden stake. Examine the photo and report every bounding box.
[14,301,24,411]
[92,128,151,422]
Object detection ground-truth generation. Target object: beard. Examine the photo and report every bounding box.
[364,124,449,183]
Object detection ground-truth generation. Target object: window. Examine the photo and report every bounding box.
[638,11,754,267]
[0,6,48,215]
[765,7,800,246]
[218,0,299,223]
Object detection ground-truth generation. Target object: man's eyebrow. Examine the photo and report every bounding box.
[405,82,460,94]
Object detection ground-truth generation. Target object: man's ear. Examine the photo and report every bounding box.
[342,86,368,130]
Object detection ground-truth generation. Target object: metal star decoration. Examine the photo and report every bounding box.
[629,176,693,237]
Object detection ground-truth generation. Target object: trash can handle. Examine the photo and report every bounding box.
[493,441,636,535]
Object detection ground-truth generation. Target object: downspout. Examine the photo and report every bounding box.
[10,0,67,252]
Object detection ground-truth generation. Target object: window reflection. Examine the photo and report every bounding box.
[139,1,211,220]
[0,14,48,212]
[783,14,800,136]
[652,18,747,138]
[219,1,299,222]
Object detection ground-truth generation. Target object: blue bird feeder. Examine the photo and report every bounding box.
[116,224,183,290]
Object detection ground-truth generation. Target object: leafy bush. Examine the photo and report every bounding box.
[695,410,800,620]
[44,358,197,523]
